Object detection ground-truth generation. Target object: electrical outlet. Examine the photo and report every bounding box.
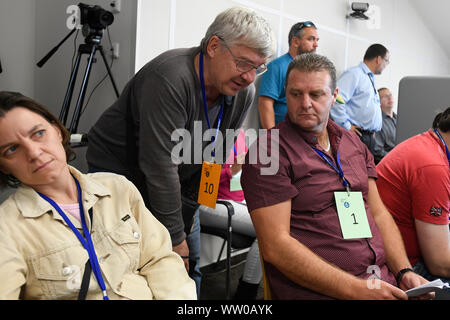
[111,42,120,59]
[110,0,121,13]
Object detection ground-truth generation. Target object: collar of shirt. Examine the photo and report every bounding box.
[285,116,344,151]
[13,165,111,220]
[382,111,397,121]
[359,61,373,76]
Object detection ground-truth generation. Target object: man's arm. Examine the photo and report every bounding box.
[415,220,450,278]
[366,178,430,291]
[251,199,407,299]
[330,71,357,130]
[135,71,190,259]
[258,96,276,129]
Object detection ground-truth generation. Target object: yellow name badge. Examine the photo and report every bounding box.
[198,161,222,209]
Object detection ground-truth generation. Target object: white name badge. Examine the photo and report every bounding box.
[334,191,372,239]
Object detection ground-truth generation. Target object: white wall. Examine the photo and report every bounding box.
[135,0,450,113]
[0,1,36,96]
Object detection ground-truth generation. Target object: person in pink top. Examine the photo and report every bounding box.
[199,130,262,299]
[376,107,450,283]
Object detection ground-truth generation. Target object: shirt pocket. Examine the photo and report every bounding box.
[345,155,369,193]
[107,215,141,272]
[30,245,88,300]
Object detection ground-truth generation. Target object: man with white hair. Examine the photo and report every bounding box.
[86,7,274,297]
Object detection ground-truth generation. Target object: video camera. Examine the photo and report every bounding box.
[77,3,114,44]
[78,3,114,30]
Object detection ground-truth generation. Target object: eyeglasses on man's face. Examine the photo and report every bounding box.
[293,21,316,38]
[382,56,390,65]
[219,37,268,76]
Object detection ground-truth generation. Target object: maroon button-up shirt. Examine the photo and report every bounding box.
[241,118,396,299]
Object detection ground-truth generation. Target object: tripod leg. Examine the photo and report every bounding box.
[98,46,120,98]
[60,50,83,126]
[69,44,97,134]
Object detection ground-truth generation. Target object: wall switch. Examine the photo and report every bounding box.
[111,42,120,59]
[110,0,121,13]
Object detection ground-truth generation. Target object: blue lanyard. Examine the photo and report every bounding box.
[199,51,225,158]
[38,178,109,300]
[434,129,450,167]
[368,73,378,96]
[313,148,351,193]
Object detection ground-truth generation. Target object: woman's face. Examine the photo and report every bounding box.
[0,107,68,189]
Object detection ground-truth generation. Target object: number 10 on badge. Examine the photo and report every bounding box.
[198,161,222,209]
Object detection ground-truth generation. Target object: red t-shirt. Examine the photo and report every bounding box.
[376,130,450,265]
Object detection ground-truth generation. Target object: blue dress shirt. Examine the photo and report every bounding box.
[330,62,382,131]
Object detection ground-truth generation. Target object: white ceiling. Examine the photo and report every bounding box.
[410,0,450,58]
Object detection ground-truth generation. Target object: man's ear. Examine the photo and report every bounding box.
[331,87,339,105]
[206,35,221,58]
[376,55,383,65]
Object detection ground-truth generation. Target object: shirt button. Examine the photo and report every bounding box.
[62,266,72,276]
[133,232,140,239]
[99,257,104,264]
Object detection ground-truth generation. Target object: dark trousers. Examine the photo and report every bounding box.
[359,130,377,158]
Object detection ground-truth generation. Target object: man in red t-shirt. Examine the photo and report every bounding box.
[376,107,450,281]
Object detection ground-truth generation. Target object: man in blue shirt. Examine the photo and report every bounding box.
[330,44,390,155]
[258,21,319,129]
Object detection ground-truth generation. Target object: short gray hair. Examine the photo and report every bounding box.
[200,7,275,59]
[286,53,337,91]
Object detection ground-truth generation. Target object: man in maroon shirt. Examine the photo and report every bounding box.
[241,53,430,299]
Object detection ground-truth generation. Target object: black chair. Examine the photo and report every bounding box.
[200,200,255,299]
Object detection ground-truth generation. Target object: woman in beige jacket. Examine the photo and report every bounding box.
[0,91,196,300]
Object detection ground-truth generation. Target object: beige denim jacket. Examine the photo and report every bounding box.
[0,166,196,300]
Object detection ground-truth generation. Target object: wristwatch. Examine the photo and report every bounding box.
[396,268,414,284]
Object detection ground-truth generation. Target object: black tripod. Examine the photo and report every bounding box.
[37,27,120,138]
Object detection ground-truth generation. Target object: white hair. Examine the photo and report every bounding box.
[200,7,275,59]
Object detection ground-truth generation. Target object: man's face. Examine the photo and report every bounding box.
[295,27,319,55]
[375,51,390,75]
[286,69,338,133]
[379,88,394,110]
[207,36,267,96]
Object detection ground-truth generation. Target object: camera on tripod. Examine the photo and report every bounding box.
[78,3,114,44]
[36,2,120,140]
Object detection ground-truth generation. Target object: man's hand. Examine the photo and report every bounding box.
[349,124,362,137]
[399,271,435,300]
[353,279,408,300]
[173,240,190,272]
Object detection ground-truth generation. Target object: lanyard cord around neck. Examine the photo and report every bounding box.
[434,129,450,168]
[368,73,378,95]
[199,51,225,158]
[38,178,109,300]
[313,147,351,194]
